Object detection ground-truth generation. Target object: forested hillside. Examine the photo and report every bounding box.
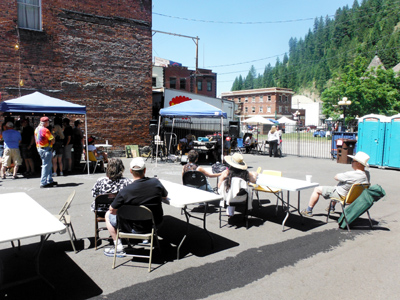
[231,0,400,95]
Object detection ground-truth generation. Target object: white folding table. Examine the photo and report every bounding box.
[0,192,66,291]
[160,179,223,259]
[256,174,319,231]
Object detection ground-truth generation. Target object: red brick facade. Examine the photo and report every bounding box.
[0,0,153,150]
[221,88,295,120]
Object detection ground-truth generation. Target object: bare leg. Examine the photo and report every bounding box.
[57,156,63,173]
[13,165,19,177]
[105,211,117,241]
[27,158,34,173]
[308,186,323,209]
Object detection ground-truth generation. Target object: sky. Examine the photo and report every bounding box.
[152,0,356,97]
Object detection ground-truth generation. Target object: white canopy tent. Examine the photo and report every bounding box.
[243,116,275,142]
[277,116,297,133]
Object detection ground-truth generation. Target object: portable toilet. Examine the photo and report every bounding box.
[357,114,388,166]
[383,114,400,169]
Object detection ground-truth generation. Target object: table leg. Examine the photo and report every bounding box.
[282,190,290,231]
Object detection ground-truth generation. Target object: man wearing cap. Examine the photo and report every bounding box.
[1,122,22,179]
[35,117,57,188]
[301,151,371,217]
[104,157,168,257]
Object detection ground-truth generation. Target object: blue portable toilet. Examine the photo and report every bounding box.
[383,114,400,169]
[357,114,388,166]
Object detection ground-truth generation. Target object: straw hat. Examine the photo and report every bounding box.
[348,151,370,167]
[224,153,247,170]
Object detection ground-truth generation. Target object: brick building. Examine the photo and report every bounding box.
[0,0,153,150]
[153,65,217,98]
[221,88,296,121]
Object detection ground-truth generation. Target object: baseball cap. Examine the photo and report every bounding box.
[130,157,146,171]
[5,122,14,128]
[40,116,49,122]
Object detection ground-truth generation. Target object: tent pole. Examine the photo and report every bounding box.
[155,115,161,167]
[85,117,89,174]
[221,117,224,162]
[168,118,175,160]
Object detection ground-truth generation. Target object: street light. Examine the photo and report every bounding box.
[338,97,351,127]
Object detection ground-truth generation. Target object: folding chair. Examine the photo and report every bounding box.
[219,177,253,229]
[83,151,104,174]
[94,193,117,250]
[252,170,283,211]
[182,170,211,192]
[326,183,371,232]
[54,190,77,253]
[112,205,161,272]
[233,138,245,154]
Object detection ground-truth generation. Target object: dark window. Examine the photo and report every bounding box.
[207,81,212,91]
[197,81,202,91]
[180,78,186,90]
[152,77,157,87]
[170,77,176,89]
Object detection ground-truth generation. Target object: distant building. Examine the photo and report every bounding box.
[220,87,296,122]
[292,95,322,126]
[152,60,217,98]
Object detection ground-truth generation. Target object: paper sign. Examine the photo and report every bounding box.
[125,145,139,158]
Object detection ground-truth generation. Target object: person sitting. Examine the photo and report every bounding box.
[300,151,370,217]
[244,133,257,153]
[87,136,108,163]
[179,134,194,154]
[103,157,168,257]
[91,158,132,213]
[218,153,258,217]
[182,149,221,192]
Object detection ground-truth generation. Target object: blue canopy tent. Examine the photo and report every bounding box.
[159,100,227,163]
[0,92,90,173]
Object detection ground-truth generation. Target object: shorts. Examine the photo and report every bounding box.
[64,144,73,159]
[2,148,22,167]
[321,186,345,200]
[108,211,155,233]
[0,145,3,157]
[20,144,34,159]
[53,142,64,156]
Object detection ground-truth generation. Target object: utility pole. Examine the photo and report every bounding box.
[152,30,200,94]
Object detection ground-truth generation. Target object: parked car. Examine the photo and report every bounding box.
[313,129,326,137]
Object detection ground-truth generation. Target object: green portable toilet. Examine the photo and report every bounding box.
[383,114,400,169]
[357,114,388,166]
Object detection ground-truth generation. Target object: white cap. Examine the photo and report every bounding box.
[130,157,146,171]
[5,122,14,128]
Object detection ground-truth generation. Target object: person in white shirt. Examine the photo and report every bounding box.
[267,126,280,157]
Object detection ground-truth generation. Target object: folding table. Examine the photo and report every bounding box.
[160,179,223,259]
[0,192,66,291]
[256,174,319,231]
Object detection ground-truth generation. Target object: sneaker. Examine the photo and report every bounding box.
[300,209,313,217]
[52,172,57,176]
[104,246,126,257]
[12,175,18,179]
[60,171,64,176]
[142,239,150,245]
[325,206,335,214]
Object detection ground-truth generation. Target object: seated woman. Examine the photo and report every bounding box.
[90,157,132,212]
[218,153,257,216]
[87,136,108,162]
[182,149,222,192]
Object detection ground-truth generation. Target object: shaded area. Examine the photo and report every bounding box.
[0,241,101,300]
[94,229,366,300]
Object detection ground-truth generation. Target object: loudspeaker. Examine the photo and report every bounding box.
[229,121,239,137]
[149,120,158,135]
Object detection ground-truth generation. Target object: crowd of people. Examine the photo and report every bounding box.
[0,116,86,186]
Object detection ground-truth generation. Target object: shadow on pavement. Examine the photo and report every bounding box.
[0,241,101,300]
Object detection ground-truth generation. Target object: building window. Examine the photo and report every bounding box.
[279,106,282,113]
[18,0,42,31]
[285,106,289,113]
[252,107,255,113]
[279,95,282,102]
[245,107,248,113]
[259,107,263,113]
[245,97,248,103]
[285,96,288,103]
[268,95,271,101]
[197,81,202,91]
[267,106,271,113]
[238,98,241,103]
[252,96,256,103]
[170,77,176,89]
[259,96,263,102]
[180,78,186,90]
[152,77,157,87]
[207,81,212,91]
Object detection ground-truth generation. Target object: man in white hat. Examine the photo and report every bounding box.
[301,151,370,217]
[103,157,168,257]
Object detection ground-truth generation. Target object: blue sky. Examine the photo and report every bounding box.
[152,0,356,97]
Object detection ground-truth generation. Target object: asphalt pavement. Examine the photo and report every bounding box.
[0,153,399,300]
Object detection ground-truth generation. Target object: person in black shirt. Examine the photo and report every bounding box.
[72,119,83,170]
[20,119,35,176]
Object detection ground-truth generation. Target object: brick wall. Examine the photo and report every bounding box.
[0,0,153,150]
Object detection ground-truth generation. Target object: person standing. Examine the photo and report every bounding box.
[52,117,64,176]
[35,116,57,188]
[62,118,73,175]
[267,126,280,157]
[72,119,84,170]
[20,118,35,176]
[1,122,22,179]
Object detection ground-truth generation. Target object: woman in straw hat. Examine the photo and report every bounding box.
[300,151,370,217]
[218,153,258,217]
